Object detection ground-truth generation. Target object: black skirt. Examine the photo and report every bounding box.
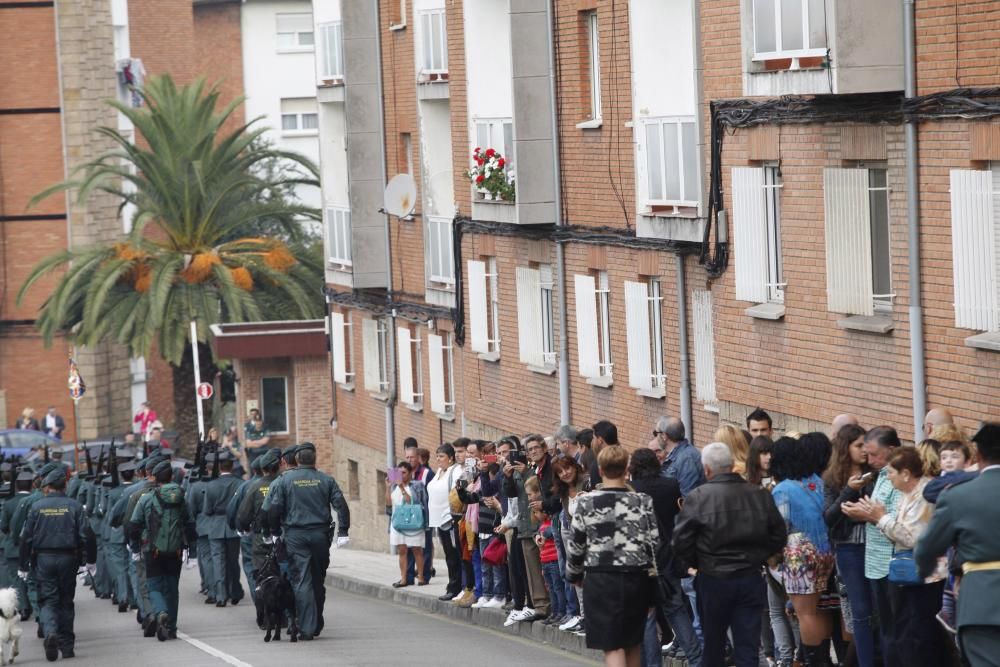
[582,569,654,651]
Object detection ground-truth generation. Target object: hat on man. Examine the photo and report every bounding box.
[257,448,280,469]
[118,461,137,474]
[281,445,300,462]
[43,468,66,487]
[36,462,60,479]
[249,457,263,473]
[152,460,173,477]
[115,447,137,460]
[16,471,35,483]
[297,442,316,452]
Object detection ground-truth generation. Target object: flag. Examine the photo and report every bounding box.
[68,357,86,401]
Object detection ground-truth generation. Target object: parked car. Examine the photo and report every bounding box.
[0,429,63,460]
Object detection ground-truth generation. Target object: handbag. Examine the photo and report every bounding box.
[391,496,425,534]
[887,549,923,586]
[482,536,508,566]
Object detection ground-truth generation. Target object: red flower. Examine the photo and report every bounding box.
[807,482,817,491]
[497,158,505,168]
[485,148,496,158]
[476,174,485,184]
[476,157,484,166]
[474,147,481,153]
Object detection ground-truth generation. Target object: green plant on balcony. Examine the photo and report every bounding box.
[467,147,515,202]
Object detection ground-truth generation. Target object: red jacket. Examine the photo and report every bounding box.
[539,519,558,564]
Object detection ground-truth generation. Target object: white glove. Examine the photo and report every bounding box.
[336,536,350,549]
[85,563,97,577]
[130,552,142,562]
[185,558,198,570]
[262,536,275,545]
[237,530,248,538]
[16,571,27,581]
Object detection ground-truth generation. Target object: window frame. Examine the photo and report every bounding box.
[437,332,456,417]
[276,13,315,53]
[418,8,448,76]
[260,376,290,434]
[487,257,501,356]
[861,163,893,312]
[280,98,319,136]
[331,311,355,389]
[473,117,515,172]
[540,264,556,368]
[317,21,345,83]
[648,278,665,389]
[427,216,455,287]
[325,206,352,270]
[763,163,785,303]
[751,0,828,63]
[595,270,612,378]
[641,116,699,211]
[376,319,390,394]
[586,11,602,122]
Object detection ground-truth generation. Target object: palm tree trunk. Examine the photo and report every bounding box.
[171,342,217,457]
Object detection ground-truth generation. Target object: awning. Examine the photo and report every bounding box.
[210,320,328,359]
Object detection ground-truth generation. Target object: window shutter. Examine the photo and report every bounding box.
[362,319,381,392]
[574,274,600,378]
[468,260,489,353]
[950,169,998,331]
[427,333,446,414]
[331,312,348,384]
[693,289,717,402]
[823,168,874,316]
[731,167,770,303]
[624,281,652,390]
[515,267,544,366]
[397,327,415,405]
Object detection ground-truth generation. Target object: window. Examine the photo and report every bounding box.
[318,21,344,82]
[428,332,455,417]
[586,11,601,121]
[468,258,501,357]
[362,318,390,395]
[280,98,319,134]
[574,271,612,383]
[112,0,129,61]
[643,117,699,210]
[348,459,361,500]
[260,377,289,433]
[822,167,892,316]
[624,278,665,395]
[515,265,555,369]
[540,264,556,366]
[418,9,448,76]
[948,164,1000,331]
[325,206,352,269]
[693,290,717,403]
[752,0,827,63]
[427,216,455,286]
[396,326,424,408]
[732,165,784,303]
[474,118,514,171]
[276,13,314,51]
[390,0,407,29]
[330,311,355,387]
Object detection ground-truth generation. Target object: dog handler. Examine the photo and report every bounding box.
[265,443,351,641]
[19,467,96,662]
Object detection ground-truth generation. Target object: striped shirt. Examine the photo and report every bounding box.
[864,467,901,579]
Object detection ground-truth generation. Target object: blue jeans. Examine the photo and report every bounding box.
[145,553,182,631]
[643,574,703,667]
[766,574,798,663]
[682,575,702,641]
[479,536,507,599]
[696,572,765,667]
[472,545,482,598]
[541,561,566,617]
[835,543,875,667]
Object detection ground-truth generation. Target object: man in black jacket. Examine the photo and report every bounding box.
[673,443,786,667]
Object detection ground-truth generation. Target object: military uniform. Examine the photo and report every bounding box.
[186,472,215,599]
[236,449,281,575]
[123,458,162,633]
[201,453,245,606]
[19,469,95,660]
[105,461,138,611]
[10,479,45,627]
[0,473,35,617]
[227,457,262,604]
[266,444,350,639]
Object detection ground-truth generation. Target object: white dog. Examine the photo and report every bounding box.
[0,588,22,665]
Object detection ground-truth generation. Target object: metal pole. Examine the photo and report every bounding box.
[903,0,926,439]
[71,397,80,473]
[191,320,205,438]
[675,254,693,440]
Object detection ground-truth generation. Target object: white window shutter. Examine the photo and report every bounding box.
[396,327,414,405]
[574,274,600,378]
[731,167,770,303]
[362,319,381,393]
[824,168,874,316]
[624,281,652,390]
[950,169,998,331]
[692,290,717,402]
[427,333,446,414]
[331,312,347,384]
[468,260,489,353]
[515,267,544,366]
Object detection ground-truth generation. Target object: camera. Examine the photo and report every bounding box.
[508,451,527,466]
[455,478,469,491]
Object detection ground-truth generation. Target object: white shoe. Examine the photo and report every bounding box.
[503,609,521,627]
[471,598,487,609]
[559,615,581,631]
[483,597,505,609]
[516,608,538,623]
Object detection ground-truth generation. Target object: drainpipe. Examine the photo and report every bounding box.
[903,0,926,438]
[675,255,693,439]
[547,0,571,427]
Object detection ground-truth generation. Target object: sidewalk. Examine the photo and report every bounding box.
[325,547,688,665]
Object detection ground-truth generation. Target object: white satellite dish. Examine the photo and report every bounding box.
[384,174,417,219]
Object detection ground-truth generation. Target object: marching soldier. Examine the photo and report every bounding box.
[123,456,163,636]
[186,460,215,600]
[11,463,56,638]
[236,449,281,577]
[106,459,137,612]
[227,455,262,604]
[0,470,36,620]
[19,468,95,661]
[201,450,244,607]
[265,443,350,641]
[111,457,152,625]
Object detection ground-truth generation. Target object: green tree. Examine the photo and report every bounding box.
[18,75,324,451]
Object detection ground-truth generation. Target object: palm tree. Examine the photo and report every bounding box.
[18,75,324,451]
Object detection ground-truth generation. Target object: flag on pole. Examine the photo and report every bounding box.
[68,356,86,401]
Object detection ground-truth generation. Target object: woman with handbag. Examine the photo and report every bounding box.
[385,461,429,588]
[850,446,947,667]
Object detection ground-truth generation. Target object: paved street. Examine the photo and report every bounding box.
[10,565,597,666]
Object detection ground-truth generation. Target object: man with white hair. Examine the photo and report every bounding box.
[673,443,787,667]
[831,413,860,437]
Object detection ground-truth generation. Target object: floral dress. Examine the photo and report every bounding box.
[773,474,836,595]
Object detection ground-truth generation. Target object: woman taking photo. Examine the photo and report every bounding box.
[822,424,875,667]
[426,443,463,601]
[567,446,658,667]
[771,435,836,666]
[385,461,428,587]
[851,447,947,667]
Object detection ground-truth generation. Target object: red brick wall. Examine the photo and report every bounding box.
[915,0,1000,95]
[192,1,245,135]
[129,0,196,83]
[0,328,77,436]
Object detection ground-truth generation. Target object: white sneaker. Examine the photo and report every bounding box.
[471,598,487,609]
[483,597,505,609]
[503,609,521,627]
[517,608,538,623]
[559,615,581,631]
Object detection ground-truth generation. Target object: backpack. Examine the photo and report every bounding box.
[147,487,185,556]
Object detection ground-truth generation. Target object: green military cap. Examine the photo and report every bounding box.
[16,471,35,483]
[43,468,66,487]
[258,449,280,469]
[297,442,316,452]
[152,460,173,477]
[36,462,60,479]
[249,456,263,472]
[118,461,137,473]
[281,445,299,462]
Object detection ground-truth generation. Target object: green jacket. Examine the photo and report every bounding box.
[0,492,31,559]
[128,482,195,554]
[916,468,1000,629]
[9,490,43,551]
[105,483,134,544]
[201,474,243,540]
[265,466,350,536]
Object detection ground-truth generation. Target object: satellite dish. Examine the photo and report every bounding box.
[384,174,417,218]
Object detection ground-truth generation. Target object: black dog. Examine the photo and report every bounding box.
[254,548,298,642]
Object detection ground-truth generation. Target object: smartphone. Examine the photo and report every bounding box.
[387,468,403,484]
[859,472,873,482]
[484,454,498,464]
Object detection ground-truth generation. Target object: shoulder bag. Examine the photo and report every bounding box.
[887,549,922,585]
[391,489,425,534]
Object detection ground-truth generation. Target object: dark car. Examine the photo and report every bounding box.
[0,429,63,460]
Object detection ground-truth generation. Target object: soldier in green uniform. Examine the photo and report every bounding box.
[265,443,350,640]
[111,458,152,625]
[1,471,36,619]
[105,459,137,612]
[227,456,262,605]
[186,460,215,600]
[122,456,162,635]
[202,451,244,607]
[84,459,111,599]
[11,463,59,638]
[236,449,281,576]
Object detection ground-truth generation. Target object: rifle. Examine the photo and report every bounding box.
[192,440,204,480]
[84,442,93,479]
[43,446,50,464]
[142,440,149,459]
[110,439,120,488]
[210,440,220,480]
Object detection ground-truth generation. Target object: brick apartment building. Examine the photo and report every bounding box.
[310,0,1000,550]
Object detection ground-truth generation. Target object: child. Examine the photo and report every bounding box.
[535,512,566,626]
